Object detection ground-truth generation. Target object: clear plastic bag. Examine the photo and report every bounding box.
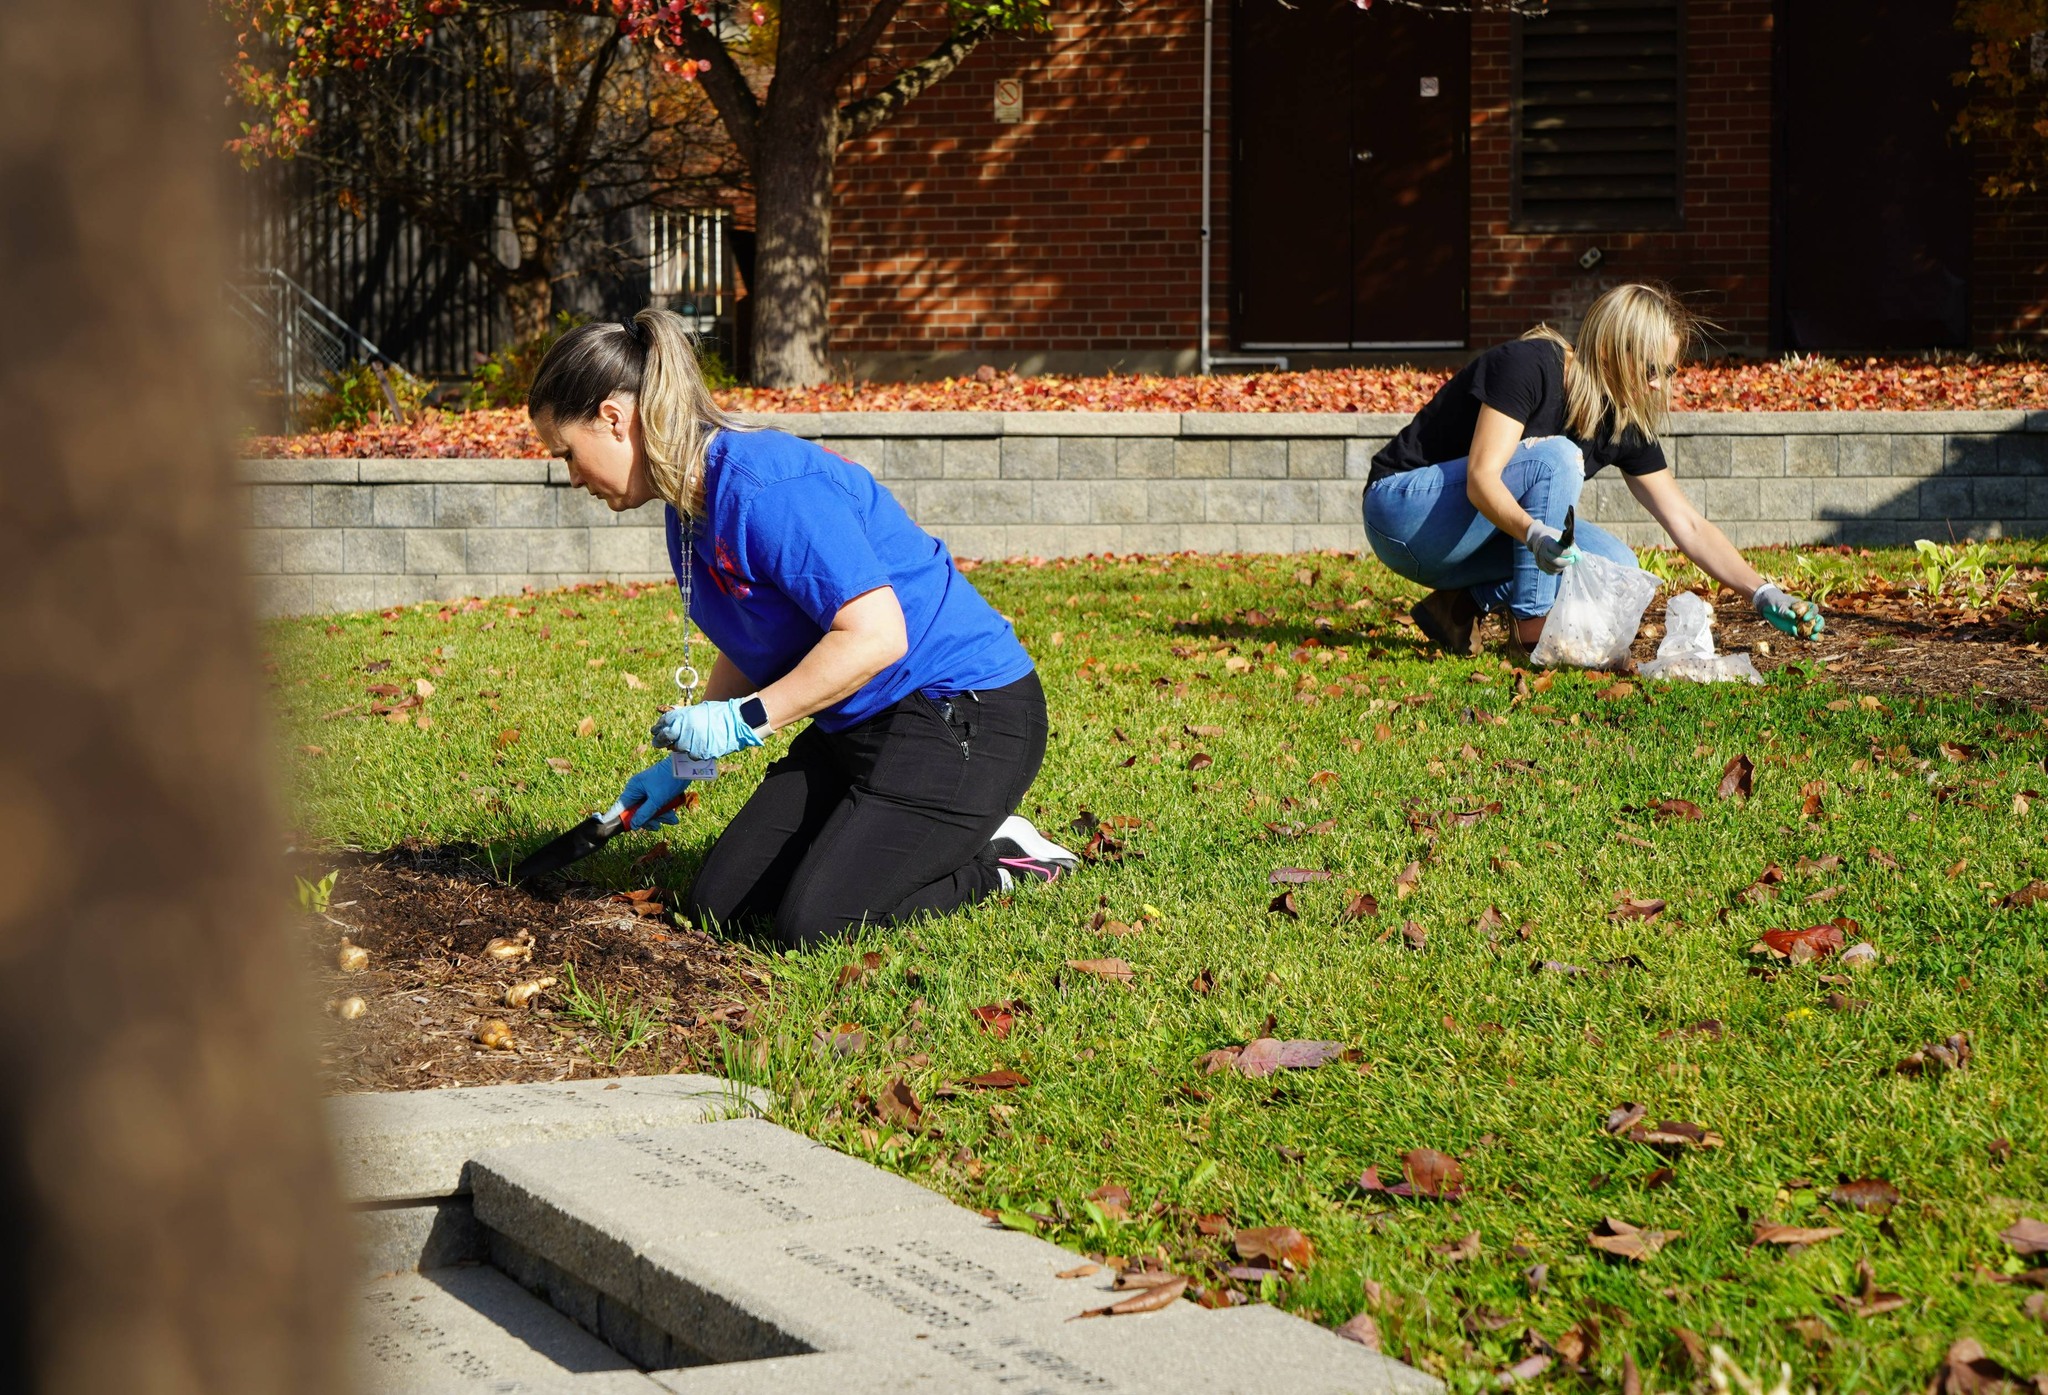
[1528,552,1660,670]
[1638,590,1762,685]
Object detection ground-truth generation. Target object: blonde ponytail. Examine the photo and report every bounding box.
[631,308,747,517]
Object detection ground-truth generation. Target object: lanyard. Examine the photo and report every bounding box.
[666,514,719,782]
[671,512,700,704]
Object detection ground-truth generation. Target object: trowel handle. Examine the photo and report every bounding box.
[1560,506,1577,550]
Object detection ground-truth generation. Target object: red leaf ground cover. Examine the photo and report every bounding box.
[246,356,2048,459]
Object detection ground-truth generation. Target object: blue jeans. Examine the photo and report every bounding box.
[1362,437,1636,619]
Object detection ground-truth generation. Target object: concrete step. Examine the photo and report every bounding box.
[331,1074,760,1204]
[355,1265,666,1394]
[470,1118,1439,1395]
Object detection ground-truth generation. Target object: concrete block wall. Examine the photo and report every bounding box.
[242,410,2048,615]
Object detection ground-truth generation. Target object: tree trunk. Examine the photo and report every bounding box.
[505,266,557,343]
[749,83,840,387]
[0,5,347,1393]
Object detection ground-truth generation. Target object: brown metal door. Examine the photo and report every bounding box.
[1233,0,1469,348]
[1351,7,1469,345]
[1232,0,1356,347]
[1779,0,1971,349]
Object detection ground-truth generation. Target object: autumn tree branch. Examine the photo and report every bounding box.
[837,12,995,144]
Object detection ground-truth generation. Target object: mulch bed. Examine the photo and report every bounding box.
[301,843,766,1093]
[1632,590,2048,707]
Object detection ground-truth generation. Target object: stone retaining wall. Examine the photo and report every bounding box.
[242,410,2048,616]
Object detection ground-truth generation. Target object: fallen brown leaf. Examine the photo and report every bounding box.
[1341,892,1380,920]
[1754,1222,1845,1248]
[959,1069,1030,1091]
[878,1076,923,1130]
[1268,891,1299,918]
[1401,1147,1466,1200]
[1431,1230,1481,1264]
[1087,1183,1131,1220]
[1235,1225,1315,1269]
[1394,861,1422,898]
[969,1002,1017,1039]
[1611,894,1667,921]
[1334,1310,1382,1351]
[1651,798,1703,821]
[1269,867,1333,884]
[1588,1216,1679,1262]
[1072,1274,1188,1319]
[1401,920,1428,951]
[1828,1178,1902,1215]
[1719,753,1755,800]
[1066,958,1134,983]
[1835,1257,1907,1318]
[2003,1218,2048,1256]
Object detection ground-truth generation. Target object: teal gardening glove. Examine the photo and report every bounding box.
[1753,583,1825,640]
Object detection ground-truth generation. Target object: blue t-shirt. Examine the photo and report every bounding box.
[662,429,1035,732]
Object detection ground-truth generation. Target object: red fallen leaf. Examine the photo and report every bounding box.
[1087,1183,1131,1220]
[1340,892,1380,920]
[1754,1222,1845,1248]
[878,1076,923,1130]
[1401,1147,1466,1199]
[1588,1216,1680,1262]
[1189,752,1214,771]
[1268,891,1300,918]
[969,1003,1017,1038]
[1828,1178,1902,1214]
[1611,894,1666,921]
[1189,967,1215,994]
[1651,798,1703,820]
[1234,1225,1315,1268]
[959,1069,1029,1091]
[1719,753,1755,800]
[1334,1310,1382,1350]
[1268,867,1333,884]
[1072,1273,1189,1319]
[1448,801,1503,828]
[2003,1218,2048,1255]
[1757,920,1848,962]
[364,682,403,697]
[1194,1213,1231,1236]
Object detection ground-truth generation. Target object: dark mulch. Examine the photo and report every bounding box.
[299,843,765,1093]
[1629,591,2048,707]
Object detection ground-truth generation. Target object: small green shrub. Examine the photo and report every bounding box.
[302,362,436,432]
[694,341,739,390]
[464,312,584,410]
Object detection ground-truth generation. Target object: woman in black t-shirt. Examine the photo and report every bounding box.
[1363,283,1823,656]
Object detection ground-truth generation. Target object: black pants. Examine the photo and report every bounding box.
[685,672,1048,950]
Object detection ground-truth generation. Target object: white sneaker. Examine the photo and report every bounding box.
[988,814,1079,885]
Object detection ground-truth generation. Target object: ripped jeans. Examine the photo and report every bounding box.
[1361,437,1636,619]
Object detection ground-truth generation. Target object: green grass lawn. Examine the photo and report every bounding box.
[271,543,2048,1393]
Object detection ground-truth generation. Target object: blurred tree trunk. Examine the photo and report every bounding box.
[0,5,347,1393]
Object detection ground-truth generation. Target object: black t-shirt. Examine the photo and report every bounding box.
[1369,338,1669,484]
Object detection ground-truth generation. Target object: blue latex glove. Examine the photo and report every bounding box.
[650,699,765,761]
[1753,583,1825,640]
[614,758,692,830]
[1524,520,1582,576]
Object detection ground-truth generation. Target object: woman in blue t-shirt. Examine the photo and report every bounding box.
[524,310,1077,949]
[1364,282,1824,657]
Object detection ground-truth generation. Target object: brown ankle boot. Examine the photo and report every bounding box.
[1410,588,1483,656]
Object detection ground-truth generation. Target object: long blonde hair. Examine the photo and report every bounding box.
[526,307,746,515]
[1522,282,1692,445]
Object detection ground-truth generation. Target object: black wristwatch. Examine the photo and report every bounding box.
[738,693,772,738]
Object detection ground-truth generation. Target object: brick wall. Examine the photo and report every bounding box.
[1468,0,1775,353]
[830,0,1223,369]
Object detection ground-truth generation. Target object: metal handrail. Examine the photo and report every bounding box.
[227,268,408,430]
